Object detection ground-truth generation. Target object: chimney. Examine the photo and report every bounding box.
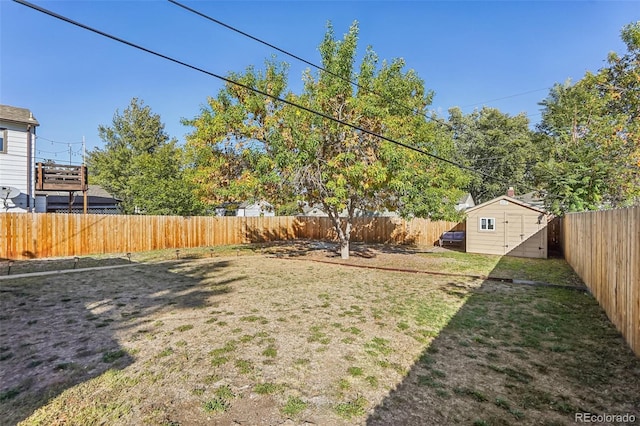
[507,187,515,197]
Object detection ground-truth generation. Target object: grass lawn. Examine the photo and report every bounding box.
[0,243,638,425]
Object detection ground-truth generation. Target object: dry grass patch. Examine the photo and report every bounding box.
[0,245,637,425]
[0,254,471,425]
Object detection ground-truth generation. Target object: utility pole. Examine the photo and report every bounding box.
[83,136,87,214]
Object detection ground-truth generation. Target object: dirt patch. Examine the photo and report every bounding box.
[269,241,584,287]
[0,247,637,425]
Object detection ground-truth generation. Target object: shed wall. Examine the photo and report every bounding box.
[466,199,548,258]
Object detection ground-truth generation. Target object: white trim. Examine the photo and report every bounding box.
[0,129,7,154]
[479,217,495,231]
[466,195,547,214]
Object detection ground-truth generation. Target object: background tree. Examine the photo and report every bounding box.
[447,106,537,204]
[88,98,204,215]
[535,22,640,214]
[184,22,468,258]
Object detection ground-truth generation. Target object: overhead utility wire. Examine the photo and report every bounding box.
[7,151,83,165]
[14,0,502,183]
[36,135,84,145]
[173,0,554,132]
[168,0,455,131]
[458,88,550,110]
[166,0,557,199]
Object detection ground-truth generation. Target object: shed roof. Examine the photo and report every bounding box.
[0,104,39,126]
[465,195,547,214]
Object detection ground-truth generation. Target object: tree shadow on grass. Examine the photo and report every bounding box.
[0,257,241,424]
[0,255,132,276]
[367,257,640,425]
[257,239,461,260]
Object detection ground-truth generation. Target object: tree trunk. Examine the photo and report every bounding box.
[340,238,350,259]
[341,217,352,259]
[326,207,351,260]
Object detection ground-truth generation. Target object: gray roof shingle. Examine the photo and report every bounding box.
[0,104,39,126]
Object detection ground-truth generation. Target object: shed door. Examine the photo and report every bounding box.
[506,214,526,257]
[506,214,546,258]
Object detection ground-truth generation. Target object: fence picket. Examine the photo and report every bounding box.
[560,207,639,357]
[2,209,637,356]
[1,214,464,260]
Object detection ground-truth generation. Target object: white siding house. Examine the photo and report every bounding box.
[236,200,275,217]
[455,193,475,211]
[0,105,39,213]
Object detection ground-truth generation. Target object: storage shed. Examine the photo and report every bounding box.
[465,195,550,258]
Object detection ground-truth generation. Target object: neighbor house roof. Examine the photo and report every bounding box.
[515,191,545,208]
[0,105,39,126]
[465,195,547,214]
[457,193,474,204]
[455,192,475,211]
[35,184,121,200]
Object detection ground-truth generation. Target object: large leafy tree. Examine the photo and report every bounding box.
[447,107,537,203]
[183,61,291,208]
[88,98,205,215]
[535,22,640,214]
[184,22,468,258]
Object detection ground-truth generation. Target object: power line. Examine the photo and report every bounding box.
[457,88,551,110]
[169,1,551,135]
[168,0,552,167]
[168,0,456,131]
[3,151,84,165]
[15,0,563,203]
[13,0,501,183]
[37,148,73,155]
[36,135,84,145]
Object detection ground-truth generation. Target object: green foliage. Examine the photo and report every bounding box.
[364,337,393,356]
[157,347,174,358]
[202,387,235,413]
[182,61,291,207]
[347,366,364,377]
[101,349,126,363]
[234,359,254,375]
[214,385,235,400]
[453,386,488,402]
[0,388,20,402]
[334,396,368,419]
[253,382,282,395]
[262,345,277,358]
[448,107,538,203]
[281,396,308,416]
[88,98,205,215]
[203,398,229,413]
[184,23,468,258]
[535,22,640,214]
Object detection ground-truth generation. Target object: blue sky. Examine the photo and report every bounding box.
[1,0,637,165]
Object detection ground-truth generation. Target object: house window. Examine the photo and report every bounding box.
[480,217,495,231]
[0,130,7,153]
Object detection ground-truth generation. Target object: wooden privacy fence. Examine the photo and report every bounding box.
[561,206,640,357]
[0,213,463,260]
